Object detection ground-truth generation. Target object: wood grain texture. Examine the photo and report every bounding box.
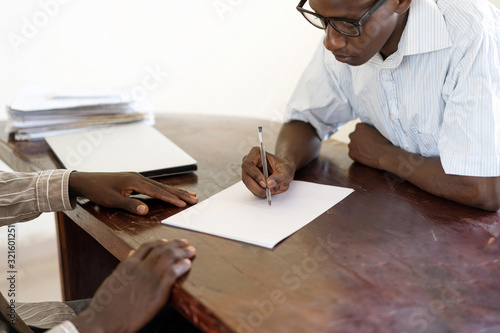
[1,116,499,333]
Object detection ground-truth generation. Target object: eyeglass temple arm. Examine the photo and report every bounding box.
[297,0,307,9]
[359,0,387,24]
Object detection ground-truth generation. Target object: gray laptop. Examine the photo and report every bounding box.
[45,123,197,178]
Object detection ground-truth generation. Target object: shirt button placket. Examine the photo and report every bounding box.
[381,68,407,148]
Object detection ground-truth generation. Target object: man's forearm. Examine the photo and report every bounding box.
[275,121,322,173]
[379,146,500,211]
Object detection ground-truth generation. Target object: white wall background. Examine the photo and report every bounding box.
[1,0,324,122]
[1,0,500,122]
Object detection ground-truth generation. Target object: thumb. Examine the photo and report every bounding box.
[120,197,149,215]
[267,166,294,191]
[267,172,287,189]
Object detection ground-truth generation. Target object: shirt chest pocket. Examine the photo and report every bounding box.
[408,106,443,157]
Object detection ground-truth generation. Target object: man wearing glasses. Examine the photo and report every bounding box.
[242,0,500,211]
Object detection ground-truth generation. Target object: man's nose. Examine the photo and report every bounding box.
[323,25,347,52]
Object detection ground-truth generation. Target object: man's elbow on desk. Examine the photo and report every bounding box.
[424,174,500,212]
[372,147,500,211]
[464,177,500,212]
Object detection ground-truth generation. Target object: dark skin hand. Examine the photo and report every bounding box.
[349,123,500,211]
[71,239,196,333]
[69,172,198,215]
[242,121,321,199]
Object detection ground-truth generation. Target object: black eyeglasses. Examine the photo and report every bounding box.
[297,0,387,37]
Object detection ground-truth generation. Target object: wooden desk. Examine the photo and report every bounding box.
[1,115,499,332]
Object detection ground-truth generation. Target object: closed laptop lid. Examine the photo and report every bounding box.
[45,123,197,177]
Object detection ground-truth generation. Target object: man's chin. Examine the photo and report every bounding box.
[334,54,371,66]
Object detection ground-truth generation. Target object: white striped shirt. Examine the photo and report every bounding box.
[0,170,74,227]
[285,0,500,177]
[15,301,78,332]
[0,170,78,332]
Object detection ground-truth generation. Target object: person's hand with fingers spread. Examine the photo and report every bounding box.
[69,172,198,215]
[71,239,196,333]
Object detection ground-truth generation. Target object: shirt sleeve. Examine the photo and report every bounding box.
[284,40,356,140]
[46,321,80,333]
[0,170,75,226]
[438,28,500,177]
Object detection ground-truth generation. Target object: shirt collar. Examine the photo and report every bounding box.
[367,0,453,68]
[400,0,453,56]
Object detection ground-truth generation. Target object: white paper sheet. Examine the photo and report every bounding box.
[162,180,354,249]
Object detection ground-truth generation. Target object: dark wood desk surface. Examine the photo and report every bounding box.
[1,115,499,333]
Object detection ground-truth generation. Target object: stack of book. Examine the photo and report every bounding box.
[7,84,154,141]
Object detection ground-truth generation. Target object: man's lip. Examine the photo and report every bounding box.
[334,54,352,62]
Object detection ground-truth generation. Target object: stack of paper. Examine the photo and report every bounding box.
[7,84,154,140]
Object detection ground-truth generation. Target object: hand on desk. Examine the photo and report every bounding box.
[69,172,198,215]
[241,146,295,198]
[72,239,196,333]
[348,123,500,211]
[348,122,393,169]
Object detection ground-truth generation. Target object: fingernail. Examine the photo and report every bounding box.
[267,179,277,188]
[161,238,168,243]
[188,191,197,196]
[259,181,266,188]
[187,246,196,254]
[137,205,147,214]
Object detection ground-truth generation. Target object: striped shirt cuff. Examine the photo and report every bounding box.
[46,321,80,333]
[36,170,74,212]
[440,154,500,177]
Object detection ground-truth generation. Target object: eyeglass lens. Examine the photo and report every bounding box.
[301,12,360,36]
[301,12,326,29]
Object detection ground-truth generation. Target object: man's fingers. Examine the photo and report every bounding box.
[241,159,266,187]
[155,259,192,294]
[139,175,198,204]
[142,241,196,275]
[133,180,199,208]
[118,197,149,215]
[129,182,187,207]
[240,146,296,199]
[267,172,290,190]
[132,240,169,260]
[151,246,196,273]
[158,239,191,250]
[70,172,198,214]
[241,146,271,198]
[171,258,192,277]
[242,170,267,198]
[160,185,199,204]
[146,239,194,261]
[272,183,290,195]
[132,239,191,262]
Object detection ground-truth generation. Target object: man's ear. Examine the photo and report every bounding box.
[395,0,412,14]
